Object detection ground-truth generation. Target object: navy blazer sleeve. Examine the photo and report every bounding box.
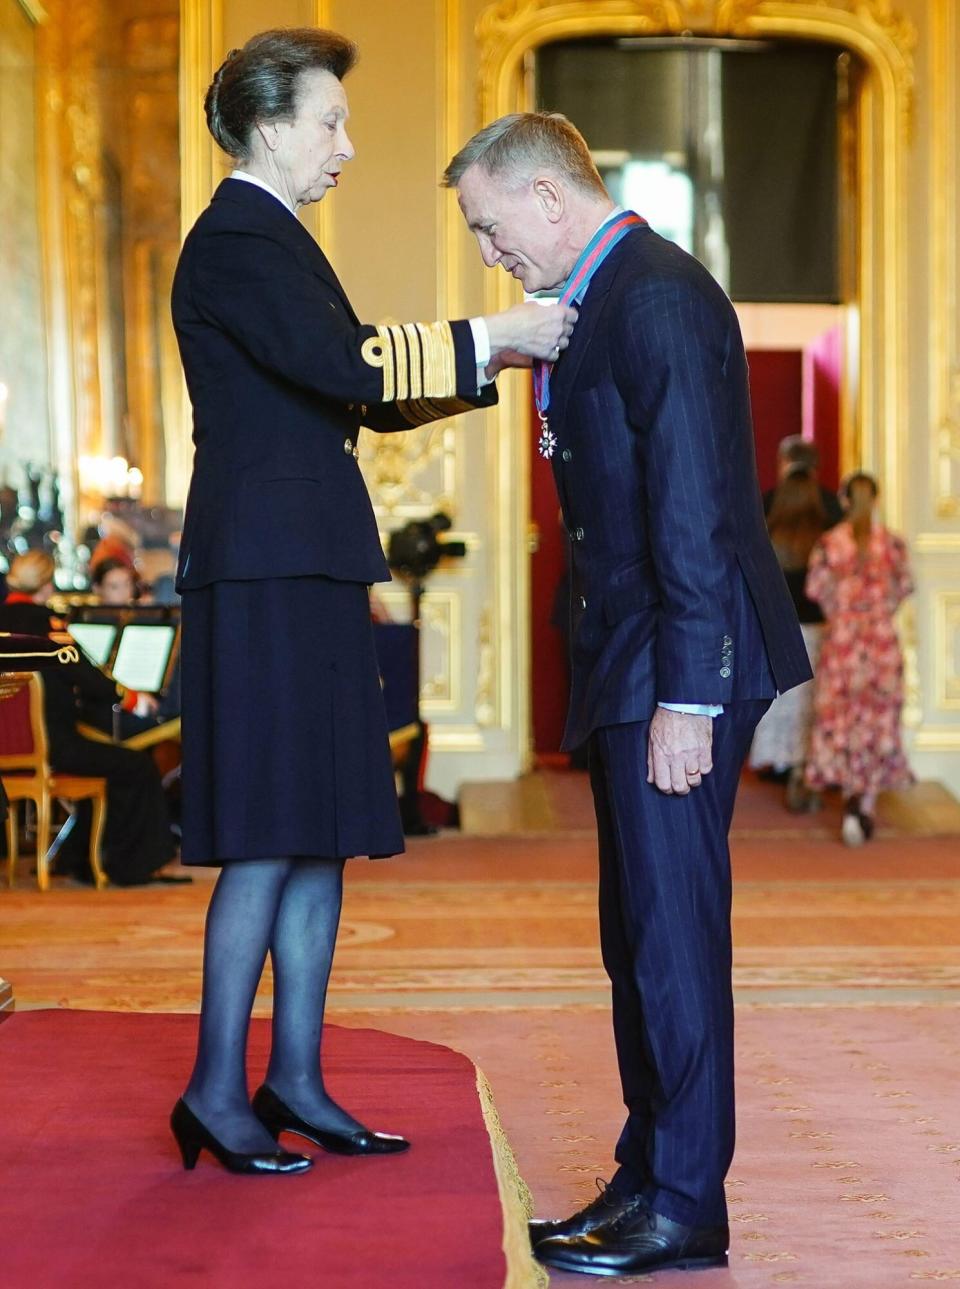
[612,277,739,702]
[190,229,483,407]
[360,386,497,435]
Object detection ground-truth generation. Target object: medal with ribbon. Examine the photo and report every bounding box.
[534,210,646,459]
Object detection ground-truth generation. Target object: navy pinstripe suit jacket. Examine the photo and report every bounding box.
[547,224,812,750]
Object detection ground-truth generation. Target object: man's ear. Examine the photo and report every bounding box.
[256,120,282,153]
[533,176,564,223]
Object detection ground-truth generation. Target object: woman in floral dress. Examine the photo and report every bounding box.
[804,472,914,845]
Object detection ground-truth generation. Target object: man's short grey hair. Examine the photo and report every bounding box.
[442,111,607,195]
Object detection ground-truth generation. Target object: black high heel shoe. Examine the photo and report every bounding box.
[252,1084,410,1156]
[170,1098,314,1174]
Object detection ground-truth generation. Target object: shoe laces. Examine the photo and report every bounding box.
[575,1179,647,1226]
[605,1194,651,1233]
[567,1177,619,1220]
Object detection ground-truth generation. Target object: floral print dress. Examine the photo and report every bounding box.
[804,522,914,797]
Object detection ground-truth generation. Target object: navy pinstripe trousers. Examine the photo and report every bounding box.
[589,699,770,1228]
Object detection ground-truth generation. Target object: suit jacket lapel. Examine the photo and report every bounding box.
[214,178,360,324]
[277,210,359,323]
[548,275,616,419]
[548,228,644,421]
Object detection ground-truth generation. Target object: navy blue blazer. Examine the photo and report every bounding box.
[172,178,493,590]
[547,224,812,749]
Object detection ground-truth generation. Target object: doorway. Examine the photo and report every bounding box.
[528,36,854,754]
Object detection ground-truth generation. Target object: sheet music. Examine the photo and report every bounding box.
[111,624,176,693]
[69,622,117,668]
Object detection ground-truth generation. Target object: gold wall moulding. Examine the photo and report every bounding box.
[376,584,463,715]
[419,590,462,713]
[935,378,960,518]
[913,533,960,555]
[477,0,915,130]
[930,0,959,518]
[911,727,960,753]
[427,725,489,752]
[899,598,921,729]
[179,0,223,241]
[359,419,457,518]
[934,591,960,711]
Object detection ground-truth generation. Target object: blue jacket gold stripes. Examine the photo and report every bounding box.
[172,178,494,590]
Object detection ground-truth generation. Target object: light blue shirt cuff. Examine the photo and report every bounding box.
[469,317,493,389]
[658,702,724,718]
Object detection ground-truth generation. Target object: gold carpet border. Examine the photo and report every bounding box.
[474,1064,548,1289]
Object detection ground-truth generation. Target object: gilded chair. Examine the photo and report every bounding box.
[0,672,107,891]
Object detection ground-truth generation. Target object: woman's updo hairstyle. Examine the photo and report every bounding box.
[205,28,358,161]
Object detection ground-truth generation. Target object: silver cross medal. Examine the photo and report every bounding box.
[537,413,557,460]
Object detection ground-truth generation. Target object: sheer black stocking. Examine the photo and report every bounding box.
[263,858,363,1134]
[184,859,293,1153]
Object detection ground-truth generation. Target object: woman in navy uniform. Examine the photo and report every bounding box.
[169,28,575,1174]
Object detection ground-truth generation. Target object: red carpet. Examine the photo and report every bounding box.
[0,1011,518,1289]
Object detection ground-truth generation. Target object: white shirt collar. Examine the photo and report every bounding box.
[230,169,296,216]
[599,203,627,232]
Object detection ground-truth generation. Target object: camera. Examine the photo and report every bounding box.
[387,512,467,582]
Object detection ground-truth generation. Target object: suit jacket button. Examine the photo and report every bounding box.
[347,403,355,412]
[344,438,354,454]
[562,448,573,462]
[361,404,368,416]
[722,635,733,647]
[578,595,587,609]
[574,526,584,542]
[720,666,732,679]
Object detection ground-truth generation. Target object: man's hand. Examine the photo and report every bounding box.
[484,302,577,361]
[647,708,714,795]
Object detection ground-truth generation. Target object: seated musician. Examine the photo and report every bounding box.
[0,551,183,885]
[90,558,140,606]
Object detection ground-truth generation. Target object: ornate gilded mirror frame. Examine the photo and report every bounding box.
[473,0,915,763]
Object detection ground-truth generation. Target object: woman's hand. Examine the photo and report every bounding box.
[484,302,577,362]
[484,349,533,379]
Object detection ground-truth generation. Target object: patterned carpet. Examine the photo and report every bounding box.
[2,770,959,1285]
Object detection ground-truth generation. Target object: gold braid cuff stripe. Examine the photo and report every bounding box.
[395,396,477,427]
[361,321,458,403]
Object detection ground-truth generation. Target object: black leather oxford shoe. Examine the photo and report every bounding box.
[534,1204,729,1277]
[252,1085,409,1156]
[528,1180,645,1248]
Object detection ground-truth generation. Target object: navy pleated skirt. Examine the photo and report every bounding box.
[179,576,404,864]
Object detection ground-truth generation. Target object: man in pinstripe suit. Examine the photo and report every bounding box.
[446,114,811,1277]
